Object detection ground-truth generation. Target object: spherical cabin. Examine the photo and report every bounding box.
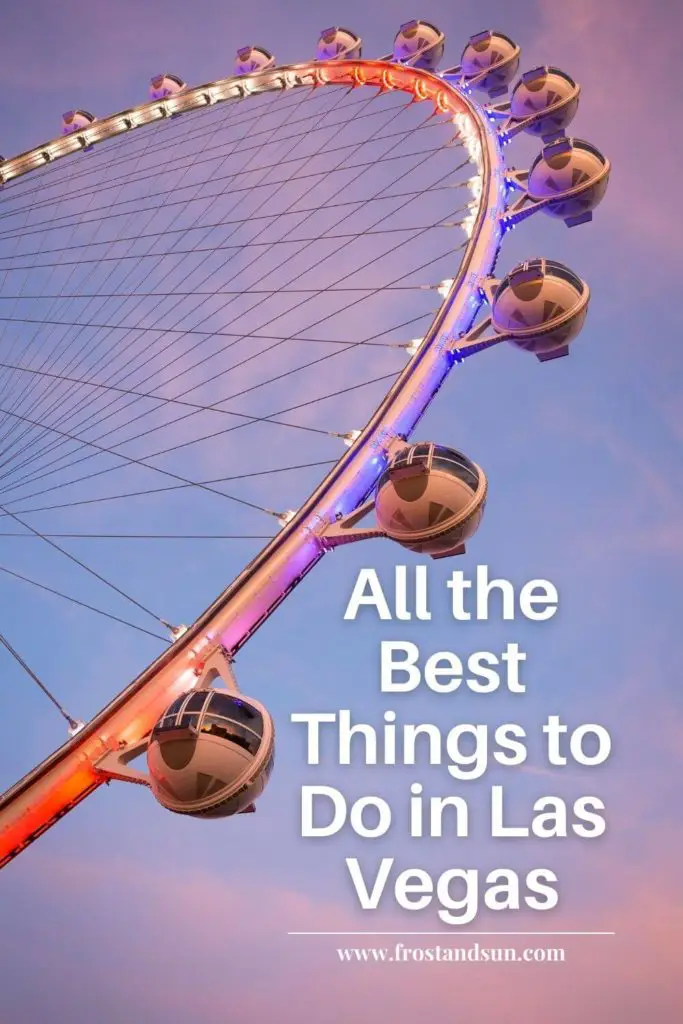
[375,443,487,558]
[526,137,610,226]
[234,46,275,76]
[509,66,579,139]
[61,110,96,136]
[491,259,590,358]
[316,26,362,61]
[392,20,445,71]
[149,74,186,101]
[459,30,520,97]
[147,688,275,817]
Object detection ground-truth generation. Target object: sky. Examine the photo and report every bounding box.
[0,1,682,1022]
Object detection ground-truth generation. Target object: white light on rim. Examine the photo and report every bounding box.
[468,175,483,200]
[454,112,483,173]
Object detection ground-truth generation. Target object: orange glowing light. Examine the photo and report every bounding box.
[413,79,430,102]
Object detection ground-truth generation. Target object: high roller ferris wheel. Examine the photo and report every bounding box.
[0,20,610,867]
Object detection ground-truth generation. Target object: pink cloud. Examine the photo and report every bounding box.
[532,0,680,258]
[528,397,683,565]
[13,823,681,1024]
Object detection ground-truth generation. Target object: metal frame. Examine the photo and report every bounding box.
[0,57,506,869]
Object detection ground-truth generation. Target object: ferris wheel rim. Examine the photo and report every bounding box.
[4,59,480,183]
[0,57,505,864]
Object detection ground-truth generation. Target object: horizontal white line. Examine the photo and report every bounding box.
[288,931,616,937]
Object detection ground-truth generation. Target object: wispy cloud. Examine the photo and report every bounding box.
[532,0,681,256]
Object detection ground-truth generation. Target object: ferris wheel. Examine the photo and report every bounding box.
[0,21,610,866]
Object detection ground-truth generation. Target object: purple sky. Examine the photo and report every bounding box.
[1,1,682,1021]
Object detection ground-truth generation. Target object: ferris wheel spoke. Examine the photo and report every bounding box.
[0,84,337,217]
[0,458,336,517]
[0,91,301,458]
[3,151,464,487]
[0,229,459,497]
[0,400,310,513]
[0,115,452,239]
[0,124,179,451]
[0,102,447,243]
[0,105,448,487]
[0,501,171,627]
[0,176,466,276]
[0,370,398,508]
[118,176,460,407]
[0,306,429,476]
[0,87,379,228]
[0,565,169,641]
[0,87,367,247]
[1,303,432,495]
[0,85,375,476]
[1,148,458,456]
[0,115,173,358]
[0,309,432,349]
[1,533,275,539]
[0,630,84,734]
